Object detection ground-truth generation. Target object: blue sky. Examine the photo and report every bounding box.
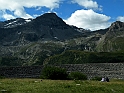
[0,0,124,31]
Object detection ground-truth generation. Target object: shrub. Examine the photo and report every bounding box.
[0,76,5,79]
[91,76,102,81]
[68,71,87,80]
[41,66,68,80]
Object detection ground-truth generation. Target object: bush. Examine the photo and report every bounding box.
[0,76,5,79]
[68,71,87,80]
[41,66,68,80]
[91,76,102,81]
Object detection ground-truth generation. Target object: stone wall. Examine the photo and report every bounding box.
[0,66,43,78]
[0,63,124,79]
[59,63,124,79]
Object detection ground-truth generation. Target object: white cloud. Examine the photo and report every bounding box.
[2,13,16,20]
[72,0,99,9]
[64,9,111,31]
[0,0,61,20]
[117,16,124,22]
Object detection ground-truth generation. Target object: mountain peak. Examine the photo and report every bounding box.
[41,12,58,17]
[34,13,67,28]
[36,13,58,20]
[109,21,124,31]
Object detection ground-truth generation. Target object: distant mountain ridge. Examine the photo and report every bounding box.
[0,13,124,66]
[0,13,85,45]
[0,18,32,28]
[96,21,124,52]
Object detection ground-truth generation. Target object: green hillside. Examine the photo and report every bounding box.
[44,50,124,65]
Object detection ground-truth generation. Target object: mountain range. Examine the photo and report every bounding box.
[0,13,124,66]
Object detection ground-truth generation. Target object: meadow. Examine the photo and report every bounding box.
[0,79,124,93]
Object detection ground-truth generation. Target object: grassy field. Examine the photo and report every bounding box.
[0,79,124,93]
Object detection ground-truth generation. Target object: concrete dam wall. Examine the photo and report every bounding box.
[0,63,124,79]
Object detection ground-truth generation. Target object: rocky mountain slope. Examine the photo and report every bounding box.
[0,13,124,66]
[96,21,124,52]
[0,13,83,45]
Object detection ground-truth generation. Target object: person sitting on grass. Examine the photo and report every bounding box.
[101,77,105,82]
[101,77,109,82]
[106,77,109,82]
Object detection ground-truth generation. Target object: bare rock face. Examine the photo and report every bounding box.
[109,21,124,31]
[96,21,124,52]
[34,13,68,28]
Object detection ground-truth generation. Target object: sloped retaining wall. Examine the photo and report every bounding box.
[59,63,124,79]
[0,63,124,79]
[0,66,43,78]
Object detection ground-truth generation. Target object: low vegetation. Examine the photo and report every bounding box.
[44,50,124,65]
[91,76,102,81]
[1,50,124,66]
[0,78,124,93]
[0,57,22,66]
[41,66,68,80]
[68,71,87,80]
[41,66,87,80]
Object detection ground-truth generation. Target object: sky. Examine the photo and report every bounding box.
[0,0,124,31]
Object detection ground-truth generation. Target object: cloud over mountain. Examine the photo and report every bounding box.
[64,9,111,31]
[0,0,122,31]
[0,0,61,20]
[117,16,124,22]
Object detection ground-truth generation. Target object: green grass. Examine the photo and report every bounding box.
[0,79,124,93]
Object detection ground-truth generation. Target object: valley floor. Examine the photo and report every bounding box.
[0,79,124,93]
